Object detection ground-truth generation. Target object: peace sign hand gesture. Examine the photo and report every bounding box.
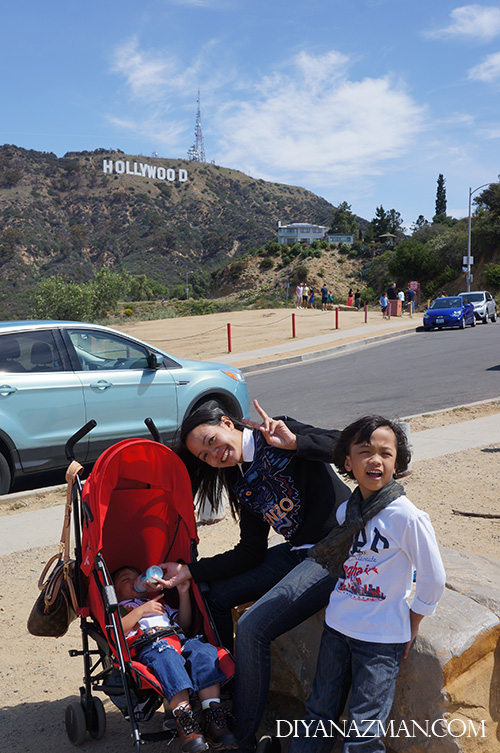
[243,400,297,451]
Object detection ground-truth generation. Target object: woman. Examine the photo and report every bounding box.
[162,400,349,753]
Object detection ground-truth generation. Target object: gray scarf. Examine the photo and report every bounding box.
[310,478,404,579]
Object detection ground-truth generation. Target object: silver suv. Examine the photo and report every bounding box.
[0,320,249,494]
[459,291,497,324]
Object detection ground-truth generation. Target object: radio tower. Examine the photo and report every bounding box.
[187,89,206,163]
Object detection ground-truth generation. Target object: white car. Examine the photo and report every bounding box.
[458,291,497,324]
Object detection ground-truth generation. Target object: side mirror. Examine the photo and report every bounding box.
[147,352,164,370]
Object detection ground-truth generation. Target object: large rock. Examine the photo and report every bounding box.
[268,547,500,752]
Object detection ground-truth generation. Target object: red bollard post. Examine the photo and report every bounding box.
[292,313,296,338]
[364,303,368,323]
[335,307,339,330]
[227,323,232,353]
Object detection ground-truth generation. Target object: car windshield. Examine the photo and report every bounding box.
[429,297,462,310]
[462,293,484,302]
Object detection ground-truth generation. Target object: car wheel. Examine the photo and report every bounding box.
[471,317,476,327]
[491,310,497,322]
[460,317,466,329]
[0,452,12,495]
[482,314,488,324]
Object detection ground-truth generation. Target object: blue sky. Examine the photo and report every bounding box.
[2,0,500,229]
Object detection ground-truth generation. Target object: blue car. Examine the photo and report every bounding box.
[0,320,250,493]
[423,296,476,331]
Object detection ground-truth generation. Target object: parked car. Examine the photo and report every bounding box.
[0,321,250,494]
[422,296,476,331]
[458,290,497,324]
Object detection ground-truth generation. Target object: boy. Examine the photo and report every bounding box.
[288,416,446,752]
[379,292,388,317]
[113,566,238,753]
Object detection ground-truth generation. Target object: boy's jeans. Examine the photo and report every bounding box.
[288,623,405,753]
[206,543,337,752]
[138,636,226,702]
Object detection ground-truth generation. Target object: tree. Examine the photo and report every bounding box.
[412,215,429,233]
[387,209,403,236]
[33,276,93,320]
[371,206,391,239]
[434,174,447,221]
[329,201,359,235]
[388,240,437,283]
[90,268,128,318]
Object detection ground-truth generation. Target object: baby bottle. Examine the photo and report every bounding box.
[133,565,163,593]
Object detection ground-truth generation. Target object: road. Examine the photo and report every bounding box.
[246,324,500,428]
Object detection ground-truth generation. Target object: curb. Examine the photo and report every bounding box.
[238,326,418,374]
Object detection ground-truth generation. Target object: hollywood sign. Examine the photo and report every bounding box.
[102,160,188,183]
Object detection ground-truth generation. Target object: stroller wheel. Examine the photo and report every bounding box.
[65,701,87,745]
[87,696,106,740]
[256,735,281,753]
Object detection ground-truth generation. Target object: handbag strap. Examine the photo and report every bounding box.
[61,460,84,565]
[37,461,84,596]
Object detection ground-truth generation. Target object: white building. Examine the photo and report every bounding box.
[327,232,354,245]
[277,221,329,245]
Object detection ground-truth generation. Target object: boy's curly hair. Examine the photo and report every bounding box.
[332,415,411,480]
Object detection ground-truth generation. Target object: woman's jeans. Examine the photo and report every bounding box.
[138,636,226,703]
[206,542,337,751]
[288,623,405,753]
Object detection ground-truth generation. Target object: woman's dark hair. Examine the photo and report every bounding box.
[332,415,411,480]
[175,401,247,517]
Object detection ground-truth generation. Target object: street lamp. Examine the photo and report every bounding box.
[185,270,194,300]
[466,178,500,292]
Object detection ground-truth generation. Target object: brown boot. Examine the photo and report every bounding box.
[203,701,239,750]
[173,703,209,753]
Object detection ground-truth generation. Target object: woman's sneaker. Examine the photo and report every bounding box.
[173,703,209,753]
[203,702,239,750]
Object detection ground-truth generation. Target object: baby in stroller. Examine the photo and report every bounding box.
[113,565,238,753]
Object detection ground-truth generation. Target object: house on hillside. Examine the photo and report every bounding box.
[277,221,329,245]
[277,221,354,246]
[327,232,354,245]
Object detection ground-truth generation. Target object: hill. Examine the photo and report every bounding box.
[0,145,352,316]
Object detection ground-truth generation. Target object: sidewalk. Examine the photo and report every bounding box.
[222,316,418,371]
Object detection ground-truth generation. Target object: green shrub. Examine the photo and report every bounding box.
[260,257,274,270]
[484,263,500,290]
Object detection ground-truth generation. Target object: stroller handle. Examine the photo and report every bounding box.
[65,419,97,461]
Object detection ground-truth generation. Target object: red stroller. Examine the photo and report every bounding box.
[64,420,234,750]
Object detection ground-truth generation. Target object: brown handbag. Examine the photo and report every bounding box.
[27,461,83,637]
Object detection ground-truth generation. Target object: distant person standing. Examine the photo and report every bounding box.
[406,286,416,314]
[296,283,303,309]
[398,288,405,313]
[302,284,310,309]
[346,288,354,307]
[387,283,398,300]
[379,292,389,318]
[321,282,329,311]
[309,288,315,309]
[354,289,362,310]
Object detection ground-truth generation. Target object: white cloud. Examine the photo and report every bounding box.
[110,37,202,102]
[468,51,500,81]
[214,51,426,187]
[425,5,500,42]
